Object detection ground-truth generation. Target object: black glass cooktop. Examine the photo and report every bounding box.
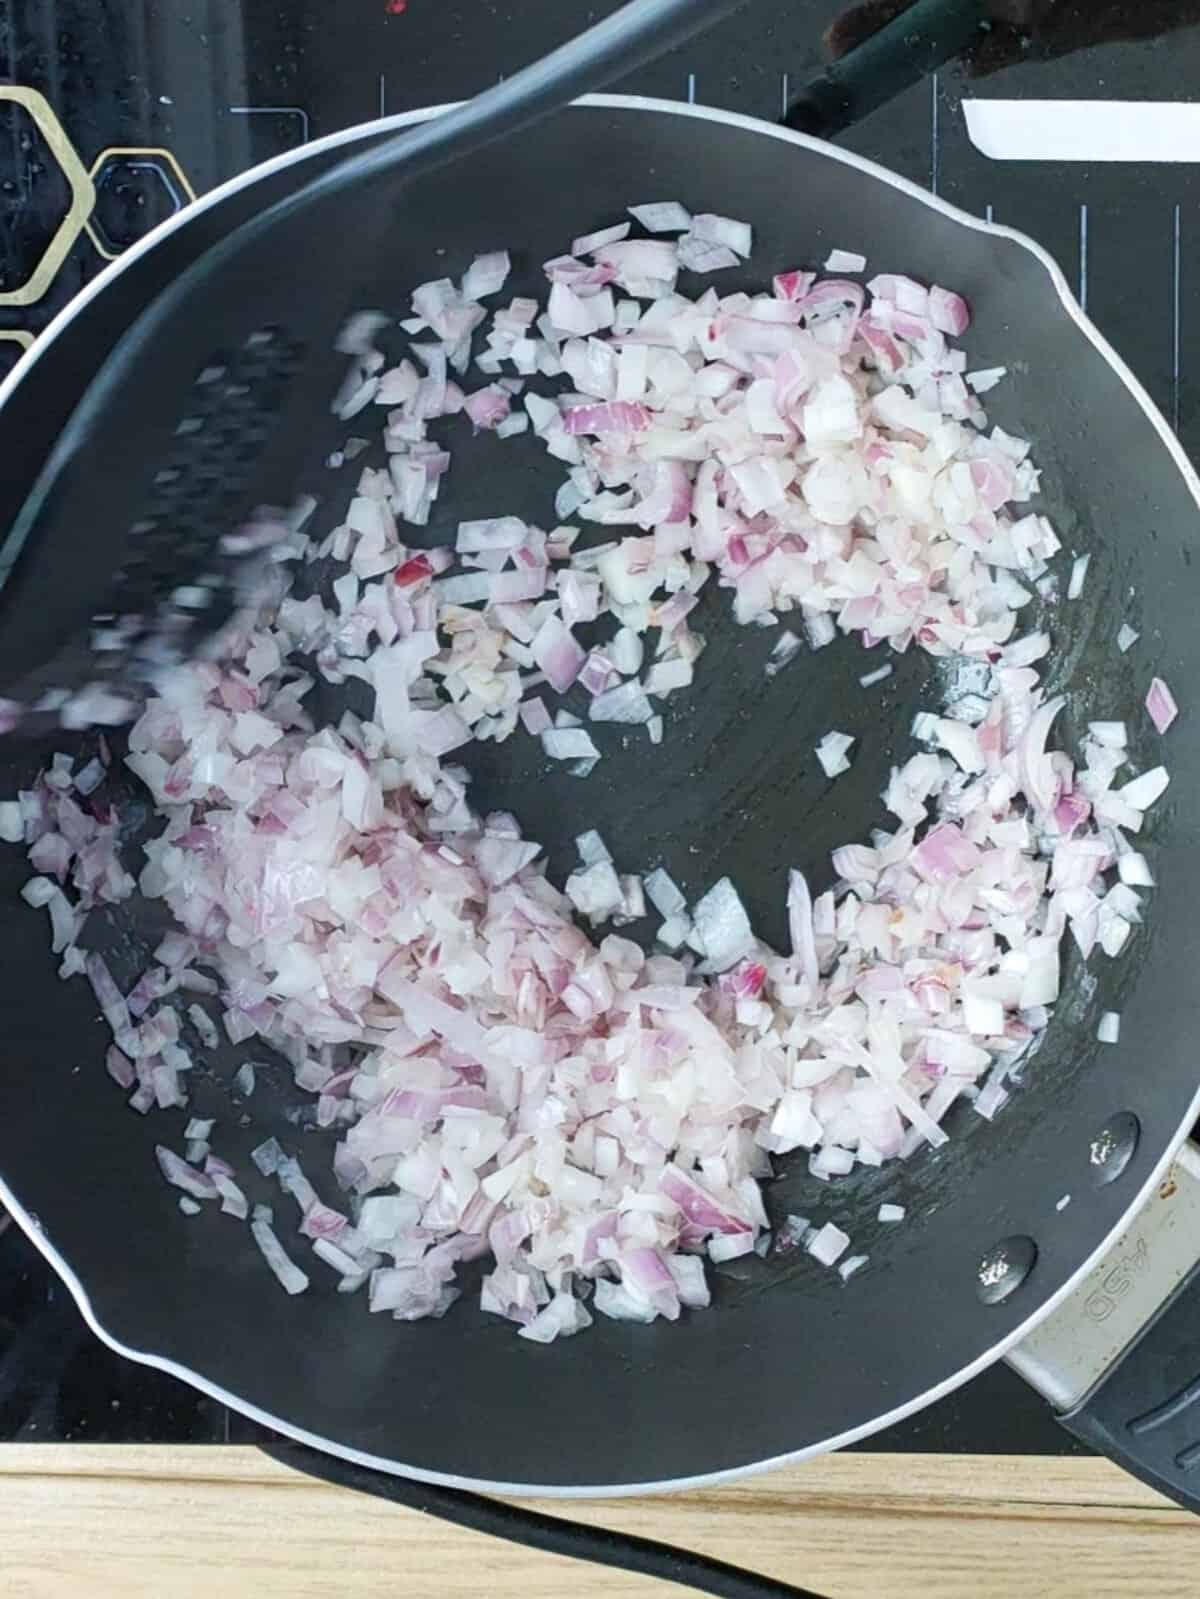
[3,0,1197,1455]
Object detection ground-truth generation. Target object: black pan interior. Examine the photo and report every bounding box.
[0,102,1195,1488]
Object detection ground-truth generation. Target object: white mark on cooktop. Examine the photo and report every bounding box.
[1078,203,1089,313]
[780,71,789,120]
[686,72,696,105]
[378,74,386,118]
[985,203,994,224]
[964,99,1200,163]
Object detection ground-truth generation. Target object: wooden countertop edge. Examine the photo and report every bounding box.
[1,1447,1194,1598]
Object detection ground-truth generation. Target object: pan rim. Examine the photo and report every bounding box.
[3,91,1200,1497]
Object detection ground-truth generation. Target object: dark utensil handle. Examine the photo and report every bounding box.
[305,0,750,207]
[783,0,989,138]
[1058,1262,1200,1510]
[258,1438,831,1599]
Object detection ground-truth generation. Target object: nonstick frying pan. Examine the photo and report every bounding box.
[2,44,1200,1595]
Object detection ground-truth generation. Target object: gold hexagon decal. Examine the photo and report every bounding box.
[0,87,95,307]
[83,147,198,261]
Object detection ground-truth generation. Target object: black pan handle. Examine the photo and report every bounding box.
[1008,1141,1200,1511]
[783,0,989,138]
[259,1438,830,1599]
[1058,1263,1200,1508]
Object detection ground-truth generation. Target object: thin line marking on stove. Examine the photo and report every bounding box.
[686,72,696,105]
[229,105,311,143]
[378,74,386,118]
[1078,203,1088,313]
[930,73,940,195]
[1173,202,1182,433]
[780,72,789,120]
[985,204,994,224]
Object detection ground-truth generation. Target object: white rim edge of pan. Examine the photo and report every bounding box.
[1,93,1199,1499]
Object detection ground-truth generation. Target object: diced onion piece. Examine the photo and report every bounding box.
[589,681,654,724]
[1146,676,1178,735]
[692,878,754,972]
[859,664,893,688]
[816,730,855,779]
[1118,852,1155,887]
[1119,766,1169,809]
[824,249,866,273]
[629,201,691,233]
[689,212,752,257]
[542,727,600,761]
[250,1216,309,1295]
[806,1222,850,1266]
[765,632,801,678]
[645,867,686,918]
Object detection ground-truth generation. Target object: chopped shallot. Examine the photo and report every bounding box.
[3,201,1163,1347]
[765,632,802,678]
[816,731,855,779]
[1146,676,1178,734]
[824,249,866,273]
[807,1222,850,1266]
[1097,1011,1121,1044]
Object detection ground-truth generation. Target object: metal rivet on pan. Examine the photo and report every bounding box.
[976,1235,1037,1305]
[1088,1111,1140,1187]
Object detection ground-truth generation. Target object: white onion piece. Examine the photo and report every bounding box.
[629,201,691,233]
[589,682,654,724]
[250,1215,309,1295]
[816,731,855,779]
[692,878,754,972]
[1118,852,1155,887]
[566,860,623,923]
[860,665,893,688]
[156,1146,217,1201]
[1067,553,1090,599]
[806,1222,850,1266]
[824,249,866,272]
[689,212,752,257]
[542,727,600,760]
[765,631,801,678]
[1120,766,1169,809]
[967,366,1006,393]
[645,867,686,918]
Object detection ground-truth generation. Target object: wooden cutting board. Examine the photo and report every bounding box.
[0,1446,1195,1597]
